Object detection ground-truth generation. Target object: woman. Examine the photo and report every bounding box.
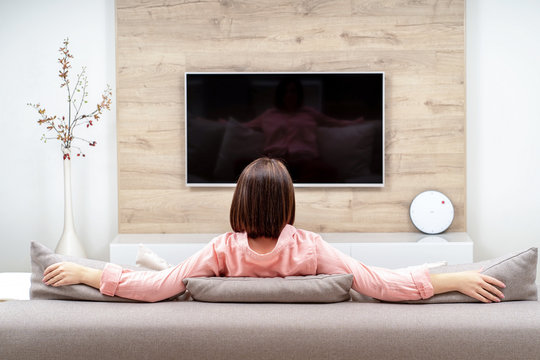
[43,157,505,303]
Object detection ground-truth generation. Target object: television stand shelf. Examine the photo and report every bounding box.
[110,232,472,269]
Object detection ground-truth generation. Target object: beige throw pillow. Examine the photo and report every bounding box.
[405,247,538,303]
[137,247,354,303]
[30,242,144,302]
[184,274,354,303]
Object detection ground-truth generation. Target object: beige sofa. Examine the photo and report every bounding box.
[1,294,539,360]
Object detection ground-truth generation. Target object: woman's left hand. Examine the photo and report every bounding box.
[453,271,506,303]
[430,270,506,303]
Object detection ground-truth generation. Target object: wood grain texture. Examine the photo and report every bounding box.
[116,0,465,234]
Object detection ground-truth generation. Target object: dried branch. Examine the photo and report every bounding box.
[28,38,112,159]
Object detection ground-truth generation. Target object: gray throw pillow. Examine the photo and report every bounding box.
[183,274,354,303]
[406,247,538,303]
[30,241,144,302]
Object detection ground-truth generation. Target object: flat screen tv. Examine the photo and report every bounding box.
[185,72,384,187]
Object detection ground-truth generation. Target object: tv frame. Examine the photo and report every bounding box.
[184,71,385,188]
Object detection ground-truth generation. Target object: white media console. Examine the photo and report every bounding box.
[110,232,473,269]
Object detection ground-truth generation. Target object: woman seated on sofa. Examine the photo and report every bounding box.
[42,157,506,303]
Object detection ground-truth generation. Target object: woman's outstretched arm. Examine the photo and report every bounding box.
[315,236,433,301]
[43,238,224,302]
[315,235,505,302]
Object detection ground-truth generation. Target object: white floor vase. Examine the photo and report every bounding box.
[55,148,87,258]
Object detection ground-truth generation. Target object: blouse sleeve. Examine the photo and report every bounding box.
[100,240,222,302]
[314,236,434,301]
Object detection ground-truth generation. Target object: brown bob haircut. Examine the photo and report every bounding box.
[230,157,295,239]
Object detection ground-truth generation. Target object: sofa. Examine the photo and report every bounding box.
[1,295,540,360]
[1,245,538,360]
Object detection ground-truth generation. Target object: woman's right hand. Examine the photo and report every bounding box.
[43,262,102,289]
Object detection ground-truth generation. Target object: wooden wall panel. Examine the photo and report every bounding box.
[116,0,465,234]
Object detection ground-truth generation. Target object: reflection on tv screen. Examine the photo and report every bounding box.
[186,73,384,186]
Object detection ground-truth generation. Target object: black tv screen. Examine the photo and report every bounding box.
[185,72,384,187]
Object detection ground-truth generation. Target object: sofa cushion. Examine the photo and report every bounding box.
[184,274,353,303]
[406,247,538,303]
[138,246,354,303]
[30,242,144,302]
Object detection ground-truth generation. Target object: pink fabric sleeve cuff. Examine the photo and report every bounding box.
[100,263,123,297]
[411,267,434,299]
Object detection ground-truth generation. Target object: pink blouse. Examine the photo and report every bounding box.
[100,225,434,302]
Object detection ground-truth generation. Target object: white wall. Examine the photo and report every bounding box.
[0,0,116,271]
[467,0,540,281]
[1,1,538,281]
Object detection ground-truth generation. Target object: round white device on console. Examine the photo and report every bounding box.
[409,190,454,234]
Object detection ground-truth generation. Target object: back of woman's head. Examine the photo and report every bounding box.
[230,157,295,239]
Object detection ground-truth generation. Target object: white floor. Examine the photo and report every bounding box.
[0,272,31,300]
